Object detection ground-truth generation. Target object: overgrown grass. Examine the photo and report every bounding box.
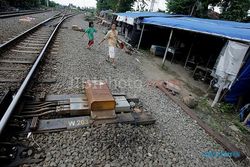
[216,102,235,113]
[198,97,234,113]
[197,97,249,135]
[234,121,250,135]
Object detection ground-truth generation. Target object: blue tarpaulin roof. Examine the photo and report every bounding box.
[114,12,184,18]
[143,17,250,43]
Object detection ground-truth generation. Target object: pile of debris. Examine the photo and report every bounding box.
[72,25,84,32]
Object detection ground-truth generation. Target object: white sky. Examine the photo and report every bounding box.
[153,0,166,11]
[132,0,167,12]
[53,0,166,10]
[53,0,97,8]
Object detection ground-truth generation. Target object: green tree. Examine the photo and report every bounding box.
[166,0,250,21]
[220,0,250,21]
[166,0,197,15]
[97,0,135,12]
[166,0,219,16]
[96,0,115,11]
[0,0,60,9]
[116,0,135,12]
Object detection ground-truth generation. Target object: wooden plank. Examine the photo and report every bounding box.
[16,45,41,50]
[0,59,33,64]
[37,116,90,132]
[156,81,246,161]
[25,38,46,41]
[91,110,116,120]
[0,90,12,115]
[0,67,27,71]
[26,36,46,39]
[51,48,59,51]
[36,79,57,84]
[23,40,45,44]
[0,79,20,83]
[50,52,58,55]
[19,112,155,133]
[131,112,156,125]
[32,33,50,36]
[93,112,155,125]
[20,42,44,46]
[11,49,40,54]
[28,36,48,39]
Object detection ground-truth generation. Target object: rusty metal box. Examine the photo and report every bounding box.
[85,80,116,111]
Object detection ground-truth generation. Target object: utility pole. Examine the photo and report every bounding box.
[190,0,198,16]
[150,0,156,12]
[47,0,49,7]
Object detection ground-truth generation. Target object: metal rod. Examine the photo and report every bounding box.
[0,10,49,19]
[184,42,194,68]
[162,29,173,66]
[137,24,145,50]
[0,15,72,135]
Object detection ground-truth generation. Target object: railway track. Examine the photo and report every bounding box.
[0,11,156,166]
[0,10,49,19]
[0,11,76,166]
[0,11,73,133]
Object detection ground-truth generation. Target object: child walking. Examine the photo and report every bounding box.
[83,21,97,49]
[98,23,118,68]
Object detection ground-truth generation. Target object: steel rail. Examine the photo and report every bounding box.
[0,10,35,15]
[0,13,61,51]
[0,14,74,135]
[0,10,50,19]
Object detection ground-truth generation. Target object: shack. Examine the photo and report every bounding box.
[138,16,250,106]
[113,12,184,46]
[96,10,114,27]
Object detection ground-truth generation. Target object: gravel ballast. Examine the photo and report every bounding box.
[0,11,57,44]
[23,14,246,167]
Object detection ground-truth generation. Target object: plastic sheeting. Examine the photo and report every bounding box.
[211,41,249,107]
[143,17,250,42]
[215,40,249,87]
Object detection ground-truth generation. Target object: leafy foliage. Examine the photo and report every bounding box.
[220,0,250,21]
[166,0,220,16]
[166,0,250,22]
[97,0,135,12]
[0,0,60,9]
[166,0,197,15]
